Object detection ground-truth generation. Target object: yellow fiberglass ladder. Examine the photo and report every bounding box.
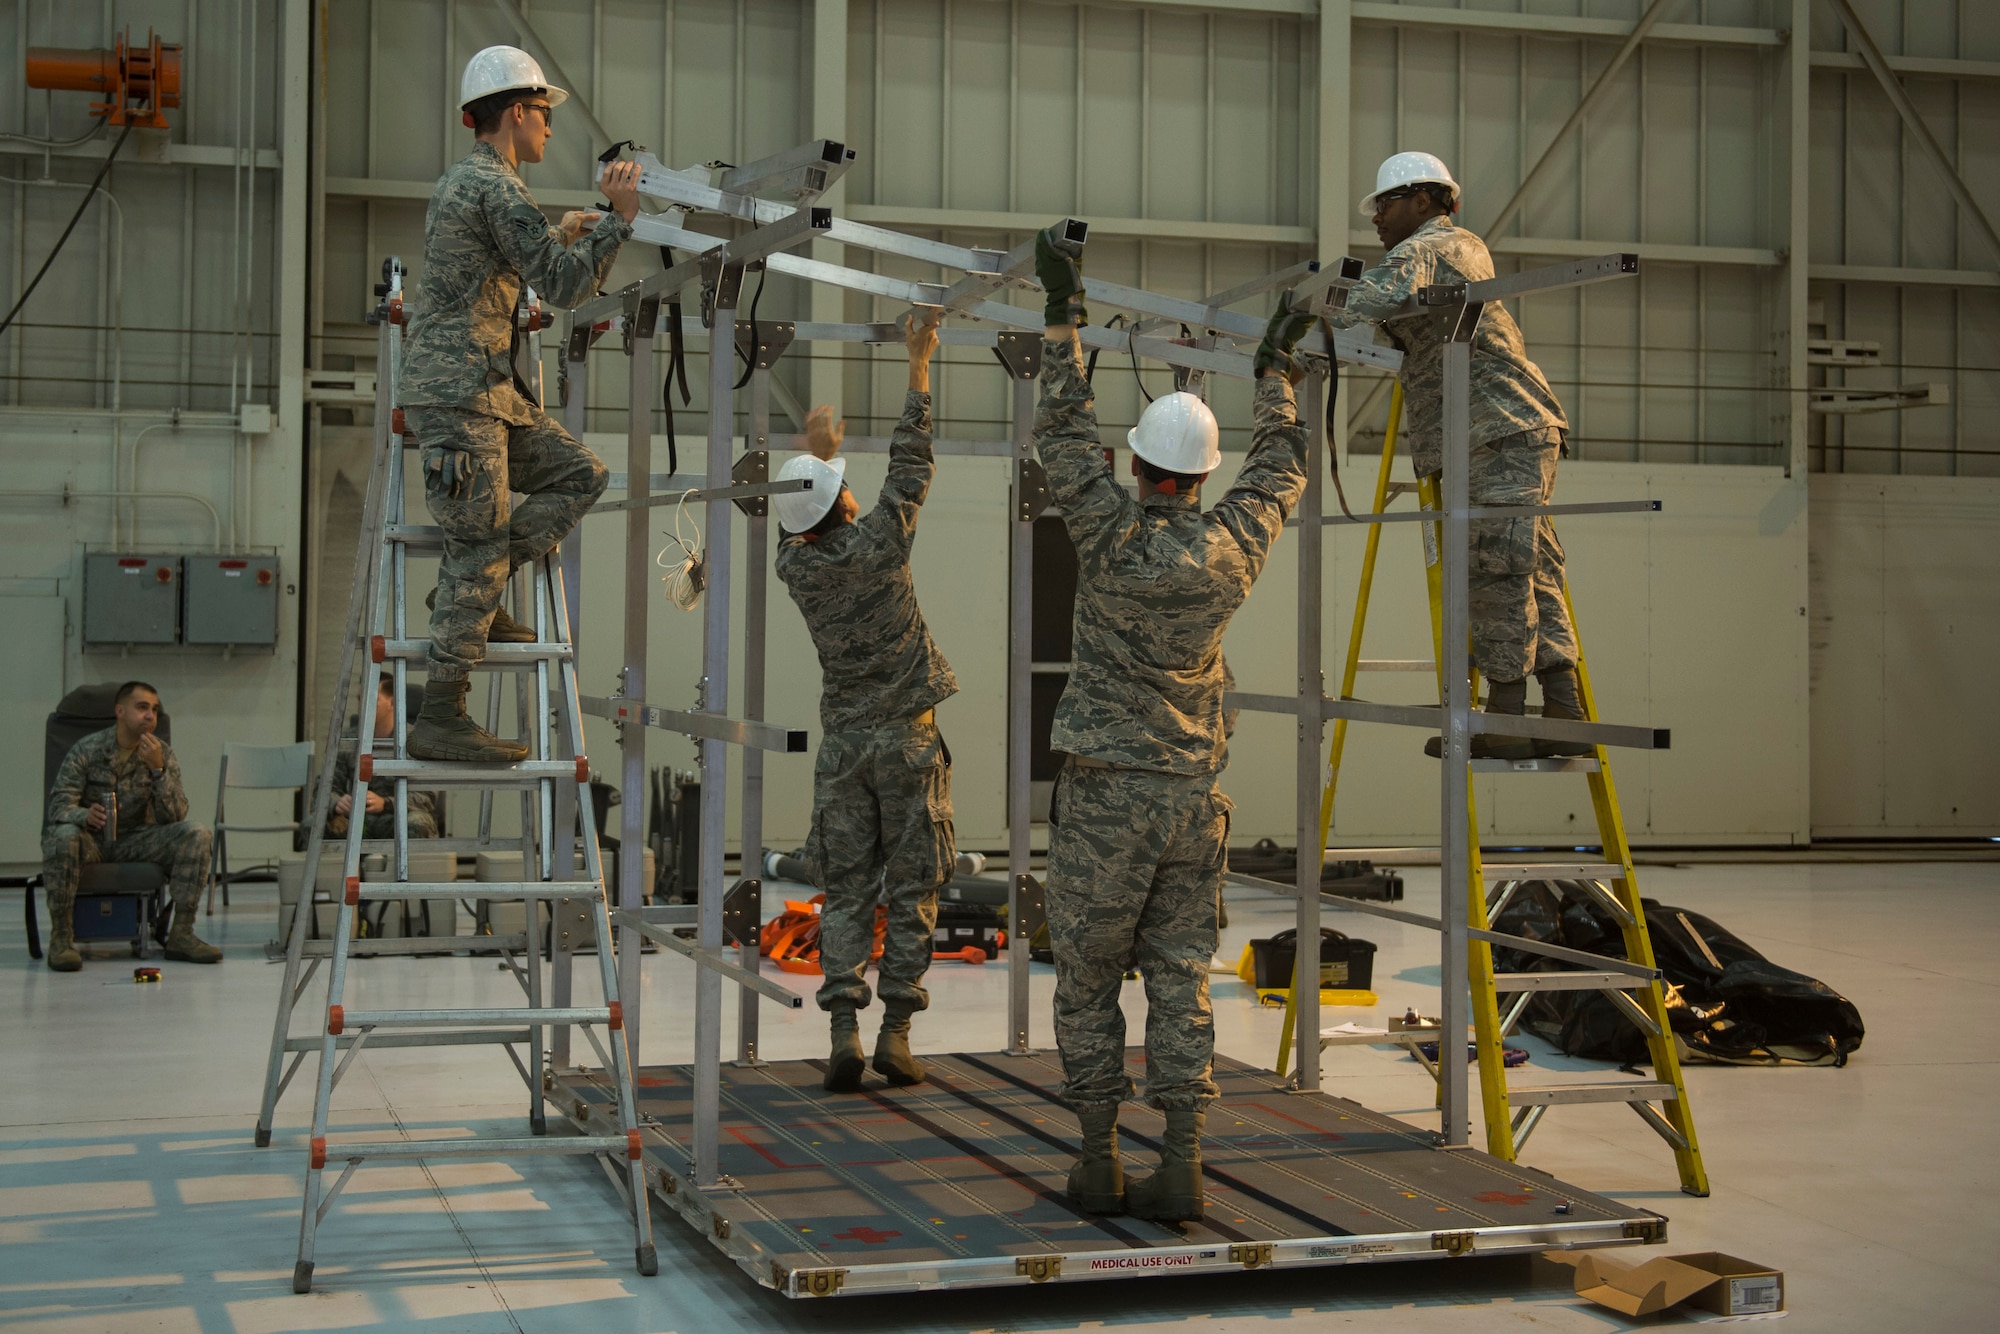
[1277,381,1708,1197]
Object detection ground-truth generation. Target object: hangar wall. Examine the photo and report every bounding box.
[1,1,1992,867]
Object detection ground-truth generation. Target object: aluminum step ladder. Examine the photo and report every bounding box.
[1279,380,1709,1197]
[254,259,655,1293]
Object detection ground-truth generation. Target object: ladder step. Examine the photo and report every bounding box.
[1483,862,1625,881]
[284,1029,533,1051]
[297,934,531,956]
[1506,1081,1678,1107]
[376,638,572,664]
[1492,970,1653,992]
[1357,659,1436,672]
[355,882,601,901]
[371,758,580,786]
[385,523,448,552]
[337,1007,611,1028]
[1472,757,1600,773]
[321,1135,632,1160]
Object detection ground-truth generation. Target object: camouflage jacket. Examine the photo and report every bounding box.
[325,751,437,833]
[776,390,960,735]
[1327,216,1567,475]
[1036,338,1308,776]
[47,728,190,833]
[399,141,631,425]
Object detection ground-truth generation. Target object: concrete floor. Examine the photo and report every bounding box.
[2,859,1993,1331]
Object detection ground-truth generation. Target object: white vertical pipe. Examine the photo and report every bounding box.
[1439,338,1473,1148]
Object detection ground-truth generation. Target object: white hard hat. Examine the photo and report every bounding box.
[1359,151,1461,216]
[774,453,846,534]
[460,45,570,110]
[1127,392,1221,476]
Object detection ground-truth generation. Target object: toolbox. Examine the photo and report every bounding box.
[933,901,1004,962]
[1247,927,1376,991]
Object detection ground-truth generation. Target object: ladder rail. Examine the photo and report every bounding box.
[1291,396,1707,1193]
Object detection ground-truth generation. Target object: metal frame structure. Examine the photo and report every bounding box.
[531,137,1670,1295]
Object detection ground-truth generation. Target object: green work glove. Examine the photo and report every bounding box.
[1035,225,1087,328]
[424,444,479,501]
[1254,293,1316,378]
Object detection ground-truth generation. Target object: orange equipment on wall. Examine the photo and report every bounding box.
[26,28,183,129]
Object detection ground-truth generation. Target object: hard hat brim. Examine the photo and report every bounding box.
[459,82,571,110]
[1359,180,1461,217]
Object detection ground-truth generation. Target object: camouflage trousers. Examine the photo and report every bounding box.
[1046,762,1230,1112]
[331,807,440,841]
[41,820,212,924]
[408,406,609,682]
[1464,427,1577,683]
[806,721,954,1014]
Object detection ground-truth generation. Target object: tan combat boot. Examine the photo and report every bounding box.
[1066,1107,1125,1214]
[824,1004,866,1093]
[163,904,223,963]
[1124,1108,1207,1223]
[872,1002,926,1087]
[408,678,529,763]
[427,587,535,643]
[1426,677,1536,761]
[1534,665,1593,757]
[45,895,81,971]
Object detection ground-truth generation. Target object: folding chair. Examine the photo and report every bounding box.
[209,741,314,912]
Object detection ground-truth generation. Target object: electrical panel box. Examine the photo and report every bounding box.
[183,554,280,645]
[83,553,181,646]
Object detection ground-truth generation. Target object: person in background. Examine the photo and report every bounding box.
[327,675,439,839]
[42,681,219,971]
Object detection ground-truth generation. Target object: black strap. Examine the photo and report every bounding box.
[660,246,690,477]
[1320,316,1358,520]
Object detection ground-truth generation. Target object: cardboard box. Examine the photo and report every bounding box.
[1544,1249,1784,1318]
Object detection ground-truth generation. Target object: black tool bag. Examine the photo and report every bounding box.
[1490,882,1866,1067]
[1228,838,1405,901]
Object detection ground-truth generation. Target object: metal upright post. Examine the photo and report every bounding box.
[1292,371,1325,1091]
[737,353,773,1067]
[552,326,589,1069]
[1003,337,1039,1056]
[1438,336,1475,1147]
[694,275,742,1187]
[620,299,658,1067]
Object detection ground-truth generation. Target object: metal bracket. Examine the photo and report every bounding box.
[622,290,661,354]
[552,897,593,952]
[992,331,1041,380]
[722,877,762,947]
[565,315,595,363]
[1015,1254,1062,1283]
[1014,458,1052,524]
[701,256,747,326]
[1012,873,1047,947]
[734,319,795,371]
[1623,1216,1669,1243]
[1431,1230,1477,1257]
[730,451,769,518]
[1229,1242,1274,1269]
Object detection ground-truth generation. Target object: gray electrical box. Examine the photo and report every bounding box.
[183,553,280,645]
[83,553,182,646]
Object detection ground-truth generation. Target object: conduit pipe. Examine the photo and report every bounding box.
[0,486,222,549]
[127,419,240,551]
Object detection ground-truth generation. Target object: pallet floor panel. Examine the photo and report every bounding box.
[557,1049,1663,1296]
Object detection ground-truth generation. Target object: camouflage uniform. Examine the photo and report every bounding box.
[325,752,440,840]
[1036,339,1308,1111]
[1327,215,1576,680]
[776,390,959,1014]
[42,728,212,927]
[399,140,625,682]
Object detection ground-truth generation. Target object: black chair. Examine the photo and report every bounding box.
[23,684,175,959]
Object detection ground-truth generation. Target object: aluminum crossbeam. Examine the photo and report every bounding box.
[712,139,855,201]
[569,206,831,326]
[579,694,807,753]
[1309,499,1662,527]
[1224,690,1670,750]
[1415,253,1639,310]
[613,909,804,1010]
[588,478,809,515]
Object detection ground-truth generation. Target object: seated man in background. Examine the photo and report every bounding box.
[326,674,439,839]
[42,681,220,971]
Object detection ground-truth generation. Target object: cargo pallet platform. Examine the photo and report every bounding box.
[552,1051,1662,1298]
